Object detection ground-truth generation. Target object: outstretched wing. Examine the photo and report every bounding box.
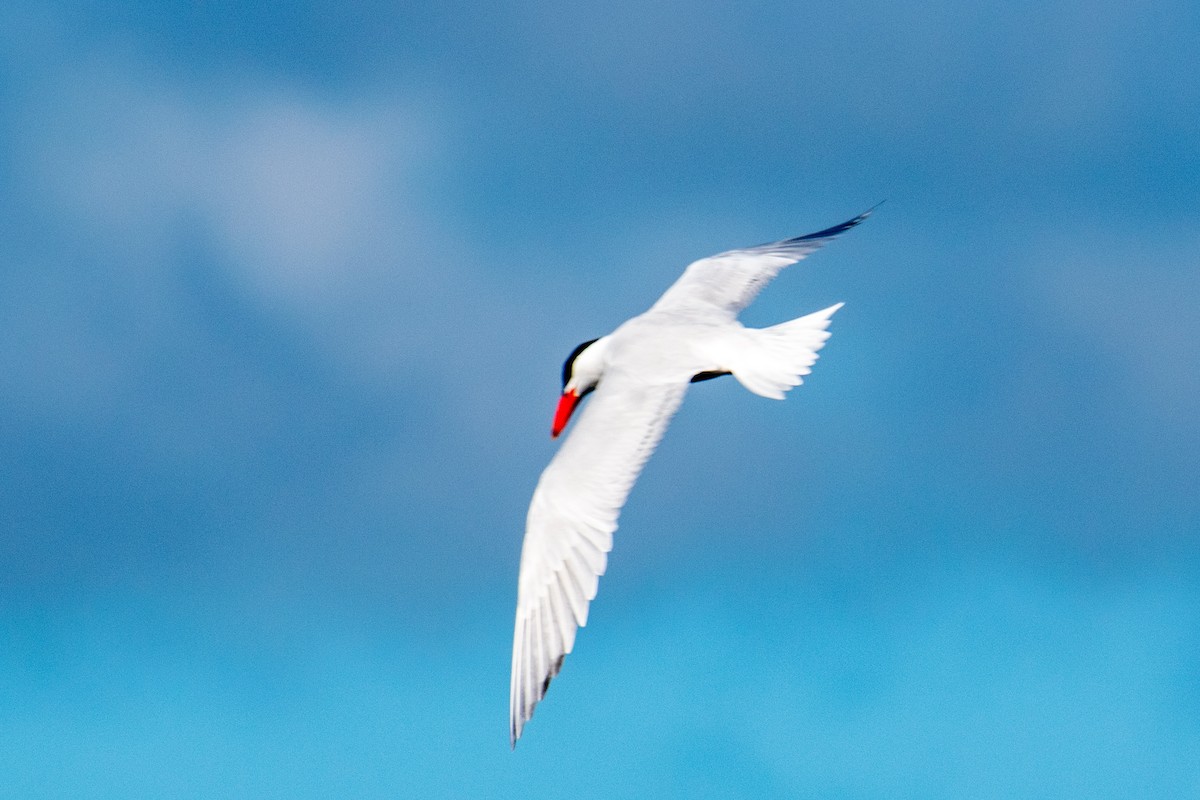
[510,375,688,746]
[651,207,875,320]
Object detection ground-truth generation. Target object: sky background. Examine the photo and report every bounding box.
[2,1,1198,797]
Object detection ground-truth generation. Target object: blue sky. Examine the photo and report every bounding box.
[2,2,1198,797]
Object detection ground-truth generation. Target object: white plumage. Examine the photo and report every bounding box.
[510,208,873,746]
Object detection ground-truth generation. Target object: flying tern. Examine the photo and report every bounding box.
[510,207,873,746]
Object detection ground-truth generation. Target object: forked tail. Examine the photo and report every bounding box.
[728,303,843,399]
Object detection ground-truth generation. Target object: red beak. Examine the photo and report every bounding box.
[552,390,580,438]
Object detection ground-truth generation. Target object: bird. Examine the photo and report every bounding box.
[509,207,874,746]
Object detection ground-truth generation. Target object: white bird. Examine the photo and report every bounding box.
[509,208,873,746]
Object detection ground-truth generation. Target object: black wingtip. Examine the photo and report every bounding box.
[789,201,883,243]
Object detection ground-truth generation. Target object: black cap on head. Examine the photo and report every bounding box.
[561,339,599,389]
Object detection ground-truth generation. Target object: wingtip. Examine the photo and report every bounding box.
[791,202,883,243]
[510,713,523,749]
[864,199,887,215]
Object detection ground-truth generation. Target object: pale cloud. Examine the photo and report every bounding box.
[2,25,574,461]
[23,52,445,309]
[5,29,481,404]
[202,94,440,310]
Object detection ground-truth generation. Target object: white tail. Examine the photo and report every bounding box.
[728,303,843,399]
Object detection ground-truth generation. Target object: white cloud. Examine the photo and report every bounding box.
[6,29,487,398]
[204,95,439,309]
[24,54,444,308]
[2,26,578,464]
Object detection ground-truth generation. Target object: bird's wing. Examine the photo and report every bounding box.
[510,374,688,746]
[651,207,875,320]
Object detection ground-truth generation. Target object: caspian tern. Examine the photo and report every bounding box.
[510,208,873,746]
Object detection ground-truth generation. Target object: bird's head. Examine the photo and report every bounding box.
[553,337,609,438]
